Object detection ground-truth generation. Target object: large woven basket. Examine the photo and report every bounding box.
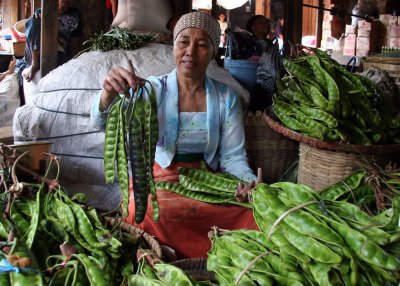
[245,111,299,183]
[263,109,400,191]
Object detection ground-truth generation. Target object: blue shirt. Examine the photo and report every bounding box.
[90,69,256,182]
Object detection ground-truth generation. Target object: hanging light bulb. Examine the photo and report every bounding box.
[216,0,248,10]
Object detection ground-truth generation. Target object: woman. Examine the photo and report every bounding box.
[91,12,259,259]
[245,14,275,57]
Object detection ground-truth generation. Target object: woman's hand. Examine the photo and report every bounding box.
[99,60,146,111]
[235,168,263,202]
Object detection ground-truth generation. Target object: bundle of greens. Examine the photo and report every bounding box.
[75,27,156,57]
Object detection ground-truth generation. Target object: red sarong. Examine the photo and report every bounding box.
[125,161,258,259]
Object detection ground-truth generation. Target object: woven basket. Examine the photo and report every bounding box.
[263,109,400,191]
[245,111,299,183]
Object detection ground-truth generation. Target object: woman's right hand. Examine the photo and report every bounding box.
[99,60,145,111]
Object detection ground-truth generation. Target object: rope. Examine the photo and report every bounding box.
[268,200,318,237]
[30,87,101,117]
[16,131,101,141]
[235,252,270,285]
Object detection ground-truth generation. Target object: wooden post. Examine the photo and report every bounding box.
[31,0,41,15]
[255,0,271,18]
[1,0,19,28]
[10,0,18,25]
[316,0,323,47]
[285,0,302,47]
[40,0,58,77]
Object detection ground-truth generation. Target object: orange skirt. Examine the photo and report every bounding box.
[125,161,258,259]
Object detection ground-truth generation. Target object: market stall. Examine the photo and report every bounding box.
[1,0,400,285]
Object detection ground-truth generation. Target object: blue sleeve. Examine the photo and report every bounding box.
[218,90,257,182]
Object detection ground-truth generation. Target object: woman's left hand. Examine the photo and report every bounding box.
[235,168,263,202]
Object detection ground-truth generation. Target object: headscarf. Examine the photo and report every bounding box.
[173,12,221,54]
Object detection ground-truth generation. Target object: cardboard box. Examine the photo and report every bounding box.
[389,37,400,47]
[344,34,357,44]
[358,19,380,31]
[356,49,370,56]
[358,29,370,37]
[357,36,372,50]
[345,25,357,34]
[379,14,391,26]
[0,28,25,57]
[343,47,356,56]
[389,15,398,25]
[390,24,400,38]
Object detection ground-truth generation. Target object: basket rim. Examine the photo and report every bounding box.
[262,107,400,155]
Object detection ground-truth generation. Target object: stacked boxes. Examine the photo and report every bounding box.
[356,20,379,56]
[342,20,380,57]
[343,24,357,56]
[378,15,400,50]
[320,0,340,51]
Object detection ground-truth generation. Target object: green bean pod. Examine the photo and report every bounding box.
[319,169,366,200]
[273,97,306,131]
[178,167,238,193]
[73,254,114,286]
[8,238,43,286]
[298,106,338,128]
[252,198,312,263]
[156,181,235,204]
[257,184,345,248]
[326,210,400,270]
[115,101,130,217]
[128,91,150,224]
[104,98,123,184]
[22,190,41,249]
[283,59,319,88]
[179,174,233,198]
[153,263,195,285]
[143,84,159,222]
[299,81,330,111]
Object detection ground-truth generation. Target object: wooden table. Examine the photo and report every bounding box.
[0,28,26,58]
[0,126,13,145]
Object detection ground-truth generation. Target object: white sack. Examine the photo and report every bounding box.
[0,74,20,127]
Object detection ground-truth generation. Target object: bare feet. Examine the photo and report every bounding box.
[22,64,39,82]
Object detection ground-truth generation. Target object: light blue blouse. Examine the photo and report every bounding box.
[177,112,208,154]
[90,69,257,182]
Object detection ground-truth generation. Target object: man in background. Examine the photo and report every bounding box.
[16,0,81,83]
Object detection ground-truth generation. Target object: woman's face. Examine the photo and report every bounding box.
[173,28,214,80]
[252,16,270,38]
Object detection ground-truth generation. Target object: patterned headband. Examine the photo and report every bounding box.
[173,12,221,55]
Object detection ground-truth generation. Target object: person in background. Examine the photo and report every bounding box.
[217,12,228,48]
[91,11,261,259]
[245,14,275,57]
[0,57,16,82]
[274,17,284,51]
[15,0,81,83]
[106,0,118,28]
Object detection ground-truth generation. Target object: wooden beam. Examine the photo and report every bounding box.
[285,0,302,47]
[32,0,41,15]
[40,0,58,77]
[10,0,19,25]
[255,0,271,17]
[316,0,323,47]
